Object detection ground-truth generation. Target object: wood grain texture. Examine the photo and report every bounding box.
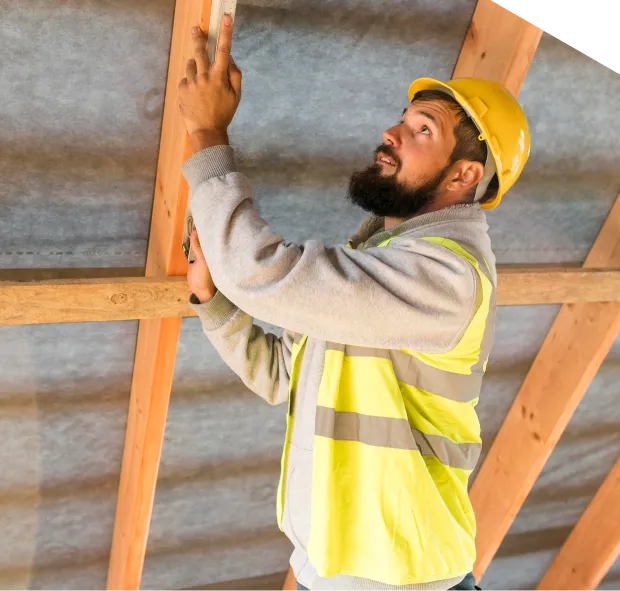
[496,266,620,306]
[537,458,620,590]
[109,316,183,590]
[0,277,193,325]
[106,0,212,588]
[472,195,620,580]
[3,267,620,326]
[453,0,542,95]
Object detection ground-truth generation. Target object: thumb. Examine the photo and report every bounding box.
[190,229,206,262]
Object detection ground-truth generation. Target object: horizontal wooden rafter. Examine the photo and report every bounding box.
[2,265,620,326]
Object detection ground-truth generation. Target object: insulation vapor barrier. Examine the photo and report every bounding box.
[1,0,619,589]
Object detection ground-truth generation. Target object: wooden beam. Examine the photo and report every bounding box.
[492,266,620,305]
[537,458,620,590]
[453,0,543,96]
[106,0,212,589]
[0,276,192,325]
[2,266,620,326]
[471,194,620,580]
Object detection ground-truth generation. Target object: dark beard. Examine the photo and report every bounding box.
[347,147,449,218]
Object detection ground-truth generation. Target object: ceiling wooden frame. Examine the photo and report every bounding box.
[2,0,617,589]
[106,0,213,588]
[2,266,620,326]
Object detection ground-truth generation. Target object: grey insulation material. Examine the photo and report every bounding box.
[0,321,137,589]
[0,0,174,269]
[1,0,619,589]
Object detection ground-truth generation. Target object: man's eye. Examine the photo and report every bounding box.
[420,125,430,135]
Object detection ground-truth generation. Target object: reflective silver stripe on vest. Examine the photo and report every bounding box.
[293,332,304,345]
[325,344,481,402]
[315,406,481,471]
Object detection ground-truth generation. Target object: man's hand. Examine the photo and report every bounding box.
[187,229,217,303]
[178,15,242,152]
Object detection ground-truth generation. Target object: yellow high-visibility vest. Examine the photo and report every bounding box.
[277,237,496,586]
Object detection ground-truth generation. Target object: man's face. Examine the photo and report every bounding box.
[348,99,460,217]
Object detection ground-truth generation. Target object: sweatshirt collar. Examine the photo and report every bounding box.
[347,204,485,250]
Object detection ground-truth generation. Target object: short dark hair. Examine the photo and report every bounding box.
[411,89,498,203]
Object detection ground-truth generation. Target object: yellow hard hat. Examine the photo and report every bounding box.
[408,77,530,209]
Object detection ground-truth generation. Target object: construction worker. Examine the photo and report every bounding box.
[178,14,529,591]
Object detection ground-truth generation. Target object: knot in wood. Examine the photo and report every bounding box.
[111,292,128,305]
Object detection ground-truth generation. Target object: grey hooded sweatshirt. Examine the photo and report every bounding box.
[183,145,497,591]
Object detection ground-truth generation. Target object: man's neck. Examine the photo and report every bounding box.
[384,204,441,230]
[384,196,473,230]
[384,217,406,230]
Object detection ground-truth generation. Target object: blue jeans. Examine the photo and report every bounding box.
[296,572,480,590]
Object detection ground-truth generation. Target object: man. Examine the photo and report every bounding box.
[177,15,530,591]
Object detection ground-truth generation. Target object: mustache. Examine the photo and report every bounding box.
[374,144,401,169]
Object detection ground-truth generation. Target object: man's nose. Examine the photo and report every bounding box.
[382,126,401,148]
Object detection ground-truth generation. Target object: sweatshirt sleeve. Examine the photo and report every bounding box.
[190,289,294,406]
[183,145,479,352]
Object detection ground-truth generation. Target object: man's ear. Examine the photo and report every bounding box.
[446,160,485,194]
